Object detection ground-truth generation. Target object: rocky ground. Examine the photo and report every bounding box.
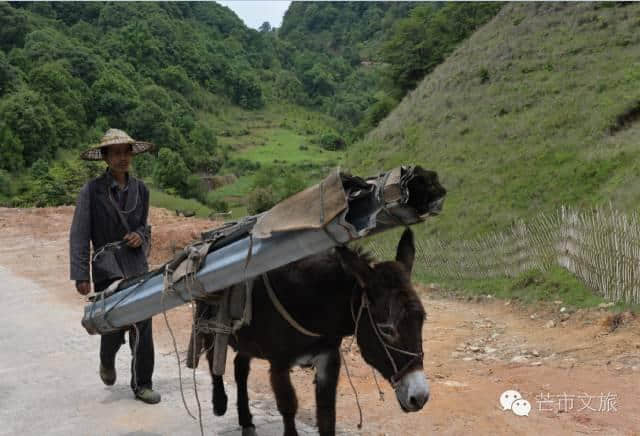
[0,207,638,435]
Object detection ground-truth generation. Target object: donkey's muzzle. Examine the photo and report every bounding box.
[395,369,430,412]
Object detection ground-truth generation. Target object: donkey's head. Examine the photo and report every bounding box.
[338,228,429,412]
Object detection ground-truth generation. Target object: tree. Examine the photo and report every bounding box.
[90,68,139,126]
[157,65,194,95]
[185,123,219,172]
[0,3,29,51]
[29,61,88,125]
[0,51,22,96]
[227,68,264,109]
[0,87,57,165]
[153,148,191,196]
[259,21,272,33]
[0,124,24,171]
[382,3,501,94]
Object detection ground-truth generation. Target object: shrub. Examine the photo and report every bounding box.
[319,131,346,150]
[205,191,229,212]
[246,187,276,214]
[152,148,190,196]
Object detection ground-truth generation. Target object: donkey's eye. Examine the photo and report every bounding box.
[377,324,397,338]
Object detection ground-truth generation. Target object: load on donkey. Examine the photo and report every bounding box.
[82,165,446,435]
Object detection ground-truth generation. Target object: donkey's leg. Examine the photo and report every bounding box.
[205,336,228,416]
[234,354,256,436]
[314,349,341,436]
[270,363,298,436]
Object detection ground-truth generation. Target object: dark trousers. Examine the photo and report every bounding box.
[96,281,154,392]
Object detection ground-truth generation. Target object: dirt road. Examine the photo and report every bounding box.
[1,207,639,435]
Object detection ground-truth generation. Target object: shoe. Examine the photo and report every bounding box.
[99,363,116,386]
[135,388,161,404]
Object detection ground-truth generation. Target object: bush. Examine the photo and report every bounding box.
[224,158,261,176]
[246,187,276,214]
[0,124,24,171]
[318,131,346,150]
[152,148,190,196]
[205,191,229,212]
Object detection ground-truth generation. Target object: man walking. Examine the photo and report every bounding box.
[70,128,160,404]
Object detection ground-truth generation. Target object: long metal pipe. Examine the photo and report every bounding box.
[82,165,445,335]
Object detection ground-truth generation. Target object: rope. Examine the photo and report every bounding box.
[339,349,363,430]
[185,271,204,436]
[160,286,197,421]
[262,273,322,337]
[371,368,385,402]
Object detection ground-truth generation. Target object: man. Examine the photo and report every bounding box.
[70,128,160,404]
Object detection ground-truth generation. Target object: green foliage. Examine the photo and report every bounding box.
[15,157,101,207]
[348,2,640,243]
[246,187,276,214]
[318,130,346,151]
[184,123,221,173]
[227,68,264,109]
[0,1,502,210]
[152,148,191,197]
[224,158,261,177]
[0,50,23,96]
[148,187,212,218]
[90,67,140,126]
[381,3,502,95]
[157,65,194,95]
[0,3,29,51]
[0,124,24,171]
[419,267,613,310]
[248,164,307,214]
[356,93,398,135]
[0,169,14,204]
[205,192,229,213]
[0,87,57,166]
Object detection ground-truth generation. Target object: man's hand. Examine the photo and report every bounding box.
[123,232,143,248]
[76,280,91,295]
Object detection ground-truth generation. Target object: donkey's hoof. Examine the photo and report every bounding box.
[213,394,228,416]
[242,426,257,436]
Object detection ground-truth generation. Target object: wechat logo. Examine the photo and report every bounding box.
[500,390,531,417]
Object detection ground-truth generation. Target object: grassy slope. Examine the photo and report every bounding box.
[49,102,342,220]
[200,103,344,217]
[347,2,640,240]
[348,3,640,310]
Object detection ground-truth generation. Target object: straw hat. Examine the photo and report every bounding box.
[80,128,155,161]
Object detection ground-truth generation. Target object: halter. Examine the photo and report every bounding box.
[351,291,424,388]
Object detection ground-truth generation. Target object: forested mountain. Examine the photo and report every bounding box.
[0,2,292,206]
[1,2,276,169]
[278,2,501,136]
[0,1,500,210]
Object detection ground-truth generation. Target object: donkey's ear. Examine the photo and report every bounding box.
[396,228,415,273]
[336,246,371,288]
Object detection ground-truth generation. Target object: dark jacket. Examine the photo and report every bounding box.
[69,170,150,284]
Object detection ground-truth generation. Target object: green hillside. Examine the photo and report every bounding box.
[347,2,640,239]
[0,2,341,210]
[0,1,501,215]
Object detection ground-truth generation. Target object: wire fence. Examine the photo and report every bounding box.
[366,205,640,304]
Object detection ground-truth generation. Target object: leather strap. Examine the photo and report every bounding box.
[262,273,322,337]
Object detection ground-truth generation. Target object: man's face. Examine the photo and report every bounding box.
[103,143,133,174]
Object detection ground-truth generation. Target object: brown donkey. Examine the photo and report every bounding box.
[187,228,429,436]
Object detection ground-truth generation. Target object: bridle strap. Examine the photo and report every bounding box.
[351,291,423,388]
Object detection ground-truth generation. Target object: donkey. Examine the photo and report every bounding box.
[187,228,429,436]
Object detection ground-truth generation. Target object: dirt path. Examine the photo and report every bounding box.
[1,207,639,435]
